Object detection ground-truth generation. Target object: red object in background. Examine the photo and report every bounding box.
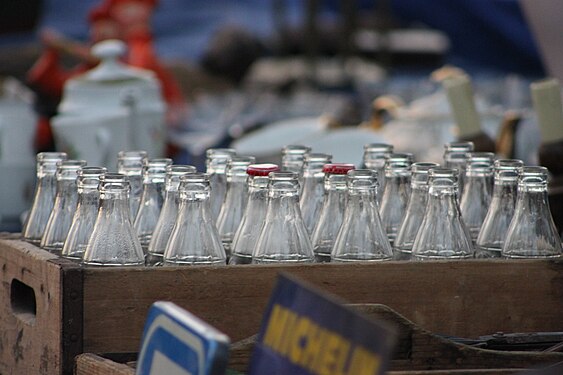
[27,0,186,157]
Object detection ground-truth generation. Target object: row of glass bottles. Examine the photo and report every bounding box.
[23,141,562,266]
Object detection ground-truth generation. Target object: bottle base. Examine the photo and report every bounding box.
[229,253,253,265]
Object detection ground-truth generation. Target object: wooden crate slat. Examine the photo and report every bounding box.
[82,260,563,353]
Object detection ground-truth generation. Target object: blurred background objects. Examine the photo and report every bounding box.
[0,0,556,231]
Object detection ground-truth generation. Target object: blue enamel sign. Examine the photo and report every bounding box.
[136,301,230,375]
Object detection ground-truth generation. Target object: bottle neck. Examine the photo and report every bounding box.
[206,162,228,174]
[426,188,460,216]
[303,164,325,177]
[347,187,377,205]
[99,189,131,220]
[491,179,518,200]
[56,179,78,195]
[514,187,550,216]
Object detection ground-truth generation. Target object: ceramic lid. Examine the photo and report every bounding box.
[57,39,165,116]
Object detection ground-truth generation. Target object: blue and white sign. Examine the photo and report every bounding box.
[136,301,230,375]
[249,273,396,375]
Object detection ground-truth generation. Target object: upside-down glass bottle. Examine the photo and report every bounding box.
[229,164,280,265]
[206,148,237,221]
[164,173,226,265]
[41,160,87,253]
[311,163,355,262]
[61,167,107,260]
[300,153,333,234]
[281,145,311,176]
[443,141,474,197]
[253,172,314,263]
[411,168,473,260]
[134,158,173,252]
[117,150,147,219]
[363,143,393,204]
[23,152,67,244]
[216,155,256,256]
[502,166,562,258]
[332,169,393,262]
[379,153,413,245]
[393,162,440,260]
[146,165,197,266]
[475,159,523,258]
[83,173,145,266]
[459,152,495,241]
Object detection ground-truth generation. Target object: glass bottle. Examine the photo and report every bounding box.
[502,166,562,258]
[331,169,393,262]
[311,163,355,262]
[475,159,523,258]
[61,166,107,260]
[83,173,145,266]
[206,148,237,221]
[393,162,440,260]
[300,152,333,234]
[164,173,227,265]
[411,168,473,260]
[146,165,197,266]
[23,152,67,244]
[230,163,280,265]
[216,155,256,256]
[134,158,173,252]
[443,141,474,197]
[362,143,393,204]
[379,153,413,245]
[460,152,495,241]
[41,159,87,253]
[281,145,311,175]
[252,172,314,263]
[117,150,148,219]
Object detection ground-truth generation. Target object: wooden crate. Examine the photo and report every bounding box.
[1,238,562,375]
[74,302,563,374]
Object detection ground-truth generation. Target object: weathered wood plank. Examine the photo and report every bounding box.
[82,259,563,353]
[74,353,134,375]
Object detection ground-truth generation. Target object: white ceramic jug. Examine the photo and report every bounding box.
[51,39,166,166]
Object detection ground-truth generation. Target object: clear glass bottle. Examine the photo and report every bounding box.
[23,152,67,244]
[206,148,237,221]
[311,163,355,262]
[146,165,197,266]
[362,143,393,204]
[393,162,440,260]
[164,173,227,265]
[281,145,311,175]
[252,172,314,263]
[229,163,280,265]
[475,159,523,258]
[331,169,393,262]
[117,150,148,219]
[216,155,256,256]
[83,173,145,266]
[443,141,474,197]
[300,152,333,234]
[502,166,562,258]
[411,168,474,260]
[61,166,107,260]
[134,158,173,252]
[460,152,495,241]
[379,153,413,245]
[41,159,87,253]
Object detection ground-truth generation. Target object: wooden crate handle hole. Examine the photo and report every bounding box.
[10,278,36,325]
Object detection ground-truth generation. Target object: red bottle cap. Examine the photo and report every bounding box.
[323,163,356,174]
[246,163,280,176]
